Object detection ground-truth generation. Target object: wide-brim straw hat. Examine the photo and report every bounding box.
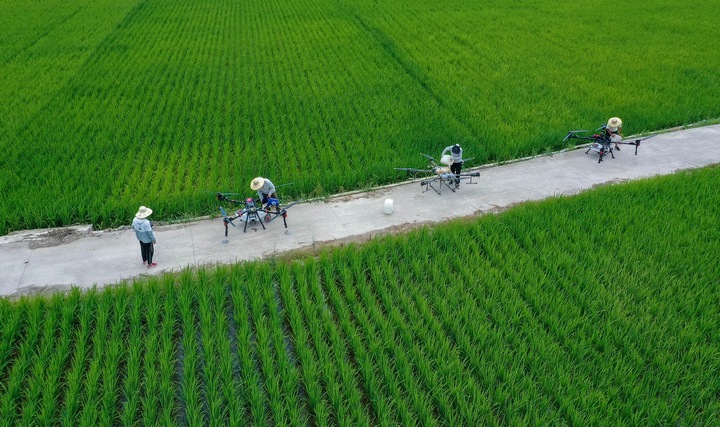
[250,177,265,191]
[607,117,623,129]
[135,206,153,218]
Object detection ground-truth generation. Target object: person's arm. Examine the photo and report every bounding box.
[143,220,156,242]
[266,180,276,195]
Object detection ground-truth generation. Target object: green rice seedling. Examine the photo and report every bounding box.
[244,264,285,425]
[18,297,61,426]
[78,288,115,427]
[341,266,401,424]
[286,263,331,426]
[97,287,131,426]
[276,264,315,425]
[364,256,440,426]
[177,277,204,427]
[0,297,27,391]
[229,268,266,425]
[267,265,306,426]
[139,283,161,426]
[195,270,229,426]
[37,289,81,425]
[317,256,373,426]
[158,277,179,424]
[0,298,45,425]
[253,262,306,426]
[203,267,243,426]
[59,289,98,426]
[299,258,357,426]
[118,287,145,426]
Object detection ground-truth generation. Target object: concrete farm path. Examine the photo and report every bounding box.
[2,124,719,297]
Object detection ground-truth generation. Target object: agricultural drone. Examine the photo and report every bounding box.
[396,153,479,194]
[216,192,300,236]
[563,127,658,163]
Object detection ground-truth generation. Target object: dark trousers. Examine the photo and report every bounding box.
[451,162,462,185]
[139,241,154,264]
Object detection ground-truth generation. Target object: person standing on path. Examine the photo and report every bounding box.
[441,144,464,188]
[132,206,157,268]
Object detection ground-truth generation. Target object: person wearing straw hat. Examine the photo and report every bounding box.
[250,176,278,209]
[132,206,157,268]
[605,117,623,151]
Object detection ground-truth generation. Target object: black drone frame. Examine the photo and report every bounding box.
[563,130,657,163]
[396,153,480,195]
[216,193,300,236]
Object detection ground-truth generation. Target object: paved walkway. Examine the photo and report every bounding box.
[2,124,719,297]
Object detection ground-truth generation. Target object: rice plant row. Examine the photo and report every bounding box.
[2,0,720,234]
[1,166,718,424]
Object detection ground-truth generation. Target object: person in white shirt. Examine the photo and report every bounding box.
[441,144,464,188]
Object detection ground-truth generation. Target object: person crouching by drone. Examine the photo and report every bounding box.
[250,176,279,211]
[605,117,623,151]
[441,143,464,188]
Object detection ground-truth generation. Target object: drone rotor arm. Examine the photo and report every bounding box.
[396,167,433,174]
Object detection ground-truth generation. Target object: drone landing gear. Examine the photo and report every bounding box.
[421,174,478,195]
[263,201,300,228]
[421,179,449,195]
[242,210,266,233]
[586,144,615,163]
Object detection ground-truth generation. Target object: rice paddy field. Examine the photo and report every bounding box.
[1,165,719,425]
[1,0,719,233]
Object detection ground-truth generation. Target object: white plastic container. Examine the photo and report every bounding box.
[440,154,453,166]
[383,199,394,215]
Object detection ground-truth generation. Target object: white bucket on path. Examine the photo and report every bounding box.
[383,199,394,215]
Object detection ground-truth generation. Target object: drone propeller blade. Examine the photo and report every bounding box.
[563,129,588,142]
[637,133,659,142]
[281,200,301,210]
[420,153,435,161]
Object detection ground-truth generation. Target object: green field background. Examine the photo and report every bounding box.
[1,166,718,425]
[1,0,719,233]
